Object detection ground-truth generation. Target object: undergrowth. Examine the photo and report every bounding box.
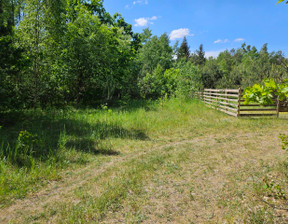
[0,100,154,206]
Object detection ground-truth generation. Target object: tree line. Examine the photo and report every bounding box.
[1,0,287,110]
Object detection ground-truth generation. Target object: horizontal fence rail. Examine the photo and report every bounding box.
[202,89,240,117]
[197,88,287,118]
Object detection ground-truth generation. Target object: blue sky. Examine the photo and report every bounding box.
[103,0,288,58]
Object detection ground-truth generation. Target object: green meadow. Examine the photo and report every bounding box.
[1,99,288,223]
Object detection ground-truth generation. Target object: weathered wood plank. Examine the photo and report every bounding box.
[205,100,238,112]
[204,92,239,98]
[240,104,277,107]
[217,101,238,108]
[206,104,238,117]
[240,113,277,117]
[218,105,238,112]
[203,98,217,104]
[203,95,239,102]
[240,108,277,112]
[205,101,238,114]
[204,89,239,93]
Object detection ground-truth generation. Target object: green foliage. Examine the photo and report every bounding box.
[138,33,173,77]
[277,0,288,4]
[174,61,203,98]
[0,0,143,109]
[1,0,287,109]
[0,130,40,169]
[138,62,202,99]
[263,176,287,199]
[163,68,180,96]
[177,37,190,61]
[201,59,223,88]
[243,78,288,105]
[199,43,288,90]
[190,44,206,66]
[0,0,27,110]
[138,64,166,99]
[17,130,39,152]
[247,208,274,224]
[279,134,288,151]
[15,130,39,167]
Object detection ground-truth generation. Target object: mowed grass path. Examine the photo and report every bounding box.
[1,99,288,223]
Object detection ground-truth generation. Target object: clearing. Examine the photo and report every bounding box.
[1,99,288,223]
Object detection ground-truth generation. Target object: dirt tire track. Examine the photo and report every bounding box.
[0,135,214,223]
[0,131,282,223]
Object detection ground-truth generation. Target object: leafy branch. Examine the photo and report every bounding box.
[243,79,288,105]
[277,0,288,4]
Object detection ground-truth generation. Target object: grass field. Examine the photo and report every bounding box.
[0,99,288,223]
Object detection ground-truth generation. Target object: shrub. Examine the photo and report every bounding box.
[138,62,203,100]
[243,78,288,105]
[13,130,40,168]
[279,134,288,151]
[138,65,165,99]
[174,61,203,98]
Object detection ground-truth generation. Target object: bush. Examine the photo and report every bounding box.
[174,61,203,98]
[0,131,40,168]
[138,62,203,100]
[243,78,288,105]
[138,65,165,99]
[279,134,288,151]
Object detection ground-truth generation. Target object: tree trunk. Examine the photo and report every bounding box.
[33,2,41,107]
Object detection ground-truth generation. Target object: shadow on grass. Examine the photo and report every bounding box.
[111,99,158,113]
[65,139,120,156]
[0,110,149,164]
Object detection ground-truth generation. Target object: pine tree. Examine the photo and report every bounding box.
[191,44,206,66]
[177,37,190,60]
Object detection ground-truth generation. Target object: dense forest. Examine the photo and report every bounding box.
[1,0,288,110]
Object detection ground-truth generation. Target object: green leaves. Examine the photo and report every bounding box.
[277,0,288,4]
[243,78,288,105]
[138,33,173,77]
[279,134,288,151]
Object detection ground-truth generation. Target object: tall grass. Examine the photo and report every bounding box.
[0,100,158,206]
[0,98,286,207]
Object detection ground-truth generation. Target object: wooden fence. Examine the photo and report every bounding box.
[198,88,287,118]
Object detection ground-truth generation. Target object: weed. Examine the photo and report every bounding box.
[262,177,287,199]
[246,208,274,224]
[279,134,288,151]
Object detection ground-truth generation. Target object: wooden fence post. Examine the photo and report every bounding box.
[237,88,242,117]
[216,90,218,109]
[276,96,280,118]
[225,89,228,113]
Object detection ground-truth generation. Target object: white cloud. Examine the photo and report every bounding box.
[134,18,148,27]
[214,39,222,44]
[150,16,157,20]
[126,0,148,9]
[234,38,245,42]
[133,0,148,5]
[169,28,193,40]
[214,39,229,44]
[205,50,224,58]
[134,16,158,27]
